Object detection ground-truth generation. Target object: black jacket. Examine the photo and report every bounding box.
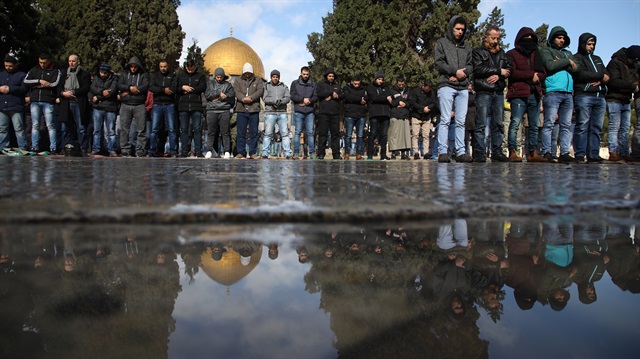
[342,83,367,118]
[149,71,178,104]
[606,48,639,104]
[23,65,61,104]
[118,70,149,106]
[366,82,390,118]
[409,86,439,121]
[572,33,608,97]
[472,46,512,92]
[389,85,411,119]
[91,72,119,112]
[317,80,343,116]
[177,70,206,112]
[58,67,91,125]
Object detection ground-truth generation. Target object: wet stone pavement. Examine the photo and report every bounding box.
[0,156,638,224]
[1,156,639,359]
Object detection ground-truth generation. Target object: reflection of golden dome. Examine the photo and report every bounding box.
[203,37,265,80]
[200,246,262,286]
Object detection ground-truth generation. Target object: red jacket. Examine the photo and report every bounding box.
[506,27,546,100]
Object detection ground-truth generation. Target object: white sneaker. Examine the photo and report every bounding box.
[205,151,213,159]
[223,152,231,159]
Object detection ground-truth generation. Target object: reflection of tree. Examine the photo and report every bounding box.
[9,231,182,359]
[302,233,489,359]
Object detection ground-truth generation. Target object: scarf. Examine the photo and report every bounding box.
[65,66,81,91]
[519,38,545,73]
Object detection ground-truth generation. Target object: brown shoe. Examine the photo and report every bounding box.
[343,154,350,160]
[509,149,522,162]
[356,155,364,160]
[608,152,622,161]
[527,150,547,162]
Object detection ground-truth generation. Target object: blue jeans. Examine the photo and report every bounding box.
[236,111,259,156]
[344,117,365,155]
[262,113,291,157]
[150,103,177,154]
[92,109,117,153]
[541,92,573,156]
[0,110,26,149]
[437,86,468,155]
[573,95,606,158]
[293,112,315,156]
[30,102,57,151]
[474,92,505,158]
[607,101,631,156]
[509,95,540,154]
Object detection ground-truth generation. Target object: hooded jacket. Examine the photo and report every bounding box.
[409,85,439,120]
[204,69,235,112]
[90,71,119,112]
[118,57,149,106]
[262,80,290,113]
[434,15,473,90]
[472,38,513,93]
[317,69,343,116]
[149,69,178,104]
[0,68,27,112]
[389,85,411,119]
[290,76,318,114]
[605,48,639,104]
[540,26,578,93]
[366,76,391,118]
[506,27,546,99]
[233,72,264,113]
[177,68,206,112]
[342,82,367,118]
[23,63,61,104]
[572,33,608,97]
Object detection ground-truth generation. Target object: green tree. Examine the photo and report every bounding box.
[471,6,509,50]
[0,0,42,67]
[535,23,549,47]
[181,38,209,77]
[27,0,184,72]
[307,0,481,86]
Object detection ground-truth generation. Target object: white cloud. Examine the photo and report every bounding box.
[177,0,331,82]
[478,0,510,20]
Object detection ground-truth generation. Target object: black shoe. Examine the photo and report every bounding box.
[414,153,420,160]
[473,156,487,163]
[491,153,511,162]
[454,153,473,163]
[587,156,604,163]
[63,144,82,157]
[390,154,397,160]
[543,152,556,163]
[437,154,451,163]
[317,155,325,160]
[558,153,576,163]
[196,153,205,158]
[574,155,587,164]
[380,155,391,161]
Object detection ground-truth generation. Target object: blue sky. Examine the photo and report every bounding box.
[178,0,640,83]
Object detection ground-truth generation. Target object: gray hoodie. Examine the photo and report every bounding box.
[262,81,290,114]
[434,15,473,90]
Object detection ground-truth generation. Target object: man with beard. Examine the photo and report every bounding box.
[316,67,343,160]
[472,26,512,162]
[90,63,119,156]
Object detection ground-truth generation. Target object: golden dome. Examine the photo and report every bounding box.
[199,245,262,286]
[203,37,265,80]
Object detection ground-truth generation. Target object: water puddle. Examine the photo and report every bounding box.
[1,213,638,358]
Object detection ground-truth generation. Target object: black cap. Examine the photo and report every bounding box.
[4,55,17,63]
